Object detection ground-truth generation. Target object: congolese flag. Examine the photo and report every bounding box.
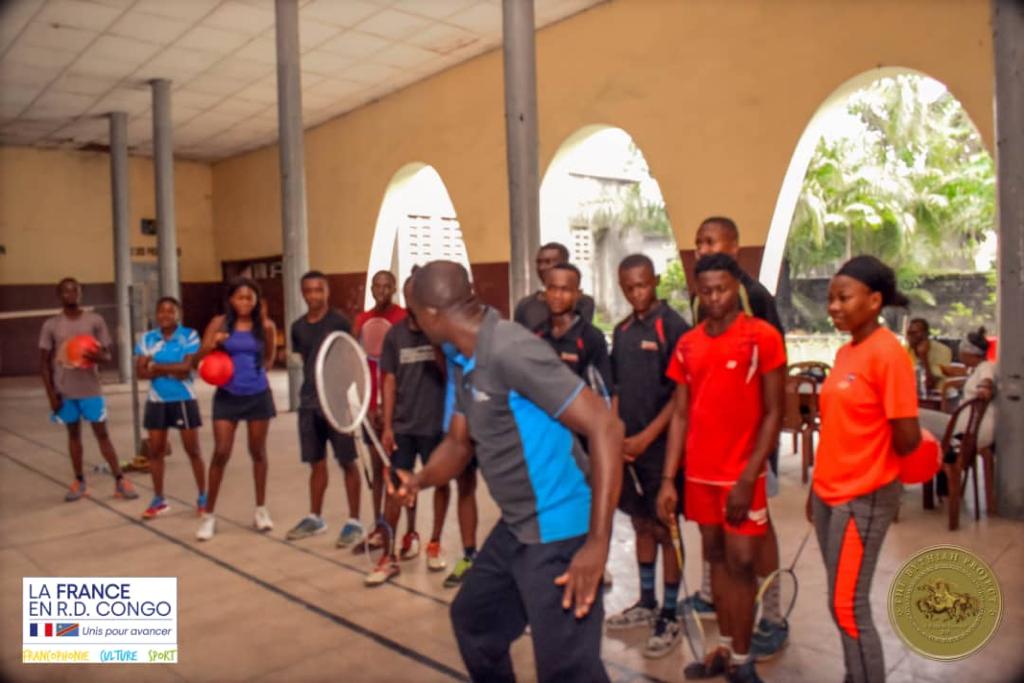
[29,623,79,637]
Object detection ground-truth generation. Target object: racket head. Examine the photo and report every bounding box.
[360,317,392,359]
[754,568,799,624]
[679,596,707,662]
[314,331,371,434]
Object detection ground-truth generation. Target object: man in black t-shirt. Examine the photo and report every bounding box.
[688,216,789,660]
[285,271,363,548]
[513,242,596,330]
[605,254,690,659]
[534,263,612,389]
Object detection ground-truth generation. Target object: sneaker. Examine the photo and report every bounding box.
[399,531,421,561]
[114,478,139,500]
[643,615,682,658]
[336,520,365,548]
[142,496,170,519]
[196,513,216,541]
[605,602,658,631]
[726,660,764,683]
[65,480,87,502]
[196,492,207,516]
[286,515,326,540]
[443,557,473,588]
[253,506,273,532]
[426,541,447,571]
[364,555,400,587]
[680,591,717,619]
[684,647,730,680]
[751,618,789,661]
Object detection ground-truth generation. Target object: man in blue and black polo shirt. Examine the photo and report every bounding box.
[394,260,624,683]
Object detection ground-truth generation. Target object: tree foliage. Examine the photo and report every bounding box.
[785,75,995,293]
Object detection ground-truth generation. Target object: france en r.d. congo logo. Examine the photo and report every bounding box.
[888,545,1002,660]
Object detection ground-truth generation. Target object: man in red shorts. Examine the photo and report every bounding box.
[658,253,785,683]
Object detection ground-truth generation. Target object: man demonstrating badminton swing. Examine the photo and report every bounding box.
[393,261,623,682]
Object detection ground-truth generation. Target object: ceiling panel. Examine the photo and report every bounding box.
[0,0,604,160]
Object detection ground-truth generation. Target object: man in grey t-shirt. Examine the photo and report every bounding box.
[394,261,623,682]
[39,278,137,502]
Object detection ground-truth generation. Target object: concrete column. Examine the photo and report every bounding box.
[993,0,1024,520]
[150,78,179,300]
[275,0,309,411]
[502,0,541,306]
[109,112,131,383]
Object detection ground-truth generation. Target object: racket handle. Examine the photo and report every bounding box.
[669,517,684,569]
[361,416,393,469]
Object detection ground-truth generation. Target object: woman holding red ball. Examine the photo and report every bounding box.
[194,277,278,541]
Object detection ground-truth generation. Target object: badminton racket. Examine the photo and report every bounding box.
[315,331,393,562]
[753,527,813,627]
[586,364,642,496]
[670,514,707,664]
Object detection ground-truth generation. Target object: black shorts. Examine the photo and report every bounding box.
[617,438,683,521]
[392,433,443,471]
[143,400,201,431]
[298,409,356,464]
[212,388,276,422]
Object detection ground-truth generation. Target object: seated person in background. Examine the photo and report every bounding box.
[905,318,951,393]
[918,327,996,451]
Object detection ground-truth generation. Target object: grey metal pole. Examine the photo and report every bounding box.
[109,111,131,383]
[128,284,144,458]
[993,0,1024,520]
[275,0,309,411]
[502,0,541,308]
[151,78,179,300]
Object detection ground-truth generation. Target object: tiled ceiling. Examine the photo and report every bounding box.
[0,0,602,161]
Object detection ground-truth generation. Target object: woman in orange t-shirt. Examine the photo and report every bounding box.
[809,256,921,683]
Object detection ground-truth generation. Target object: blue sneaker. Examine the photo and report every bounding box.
[336,520,365,548]
[286,515,326,540]
[751,618,789,661]
[679,591,716,619]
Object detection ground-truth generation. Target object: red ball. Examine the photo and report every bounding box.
[199,351,234,387]
[66,334,101,369]
[898,428,941,484]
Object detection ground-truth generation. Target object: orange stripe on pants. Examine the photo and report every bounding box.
[834,518,864,639]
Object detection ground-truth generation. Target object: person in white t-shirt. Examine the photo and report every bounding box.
[918,327,996,449]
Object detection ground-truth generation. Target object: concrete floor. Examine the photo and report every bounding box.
[1,371,1021,683]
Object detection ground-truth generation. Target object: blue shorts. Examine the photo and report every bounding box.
[51,396,106,424]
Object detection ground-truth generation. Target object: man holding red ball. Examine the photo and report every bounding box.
[39,277,138,502]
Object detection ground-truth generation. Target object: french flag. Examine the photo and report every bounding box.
[28,624,54,637]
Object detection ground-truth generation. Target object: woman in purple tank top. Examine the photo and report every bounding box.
[193,277,278,541]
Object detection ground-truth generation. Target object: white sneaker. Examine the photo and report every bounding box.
[196,513,216,541]
[254,506,273,532]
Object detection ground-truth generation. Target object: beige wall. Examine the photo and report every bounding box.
[211,0,994,272]
[1,0,995,285]
[0,146,217,285]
